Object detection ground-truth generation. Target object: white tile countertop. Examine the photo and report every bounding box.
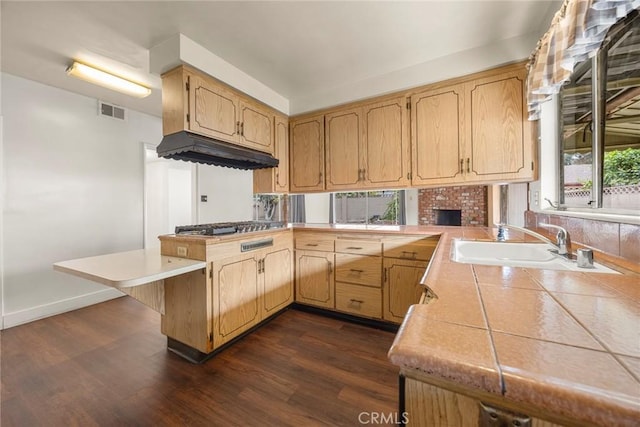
[53,247,206,288]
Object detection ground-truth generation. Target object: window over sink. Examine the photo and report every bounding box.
[556,11,640,215]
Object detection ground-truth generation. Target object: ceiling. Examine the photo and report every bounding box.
[1,1,561,117]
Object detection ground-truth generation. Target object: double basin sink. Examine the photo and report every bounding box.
[450,239,619,274]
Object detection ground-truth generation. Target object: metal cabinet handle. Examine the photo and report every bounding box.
[350,269,364,273]
[384,267,388,282]
[240,122,244,136]
[401,251,417,259]
[460,158,464,174]
[349,299,364,306]
[236,121,240,134]
[466,158,470,173]
[305,243,319,247]
[346,246,363,250]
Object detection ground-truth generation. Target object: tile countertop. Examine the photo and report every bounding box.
[371,225,640,427]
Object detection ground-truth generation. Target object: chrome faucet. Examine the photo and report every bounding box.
[495,223,572,257]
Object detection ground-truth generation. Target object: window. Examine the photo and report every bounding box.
[331,190,405,225]
[557,12,640,214]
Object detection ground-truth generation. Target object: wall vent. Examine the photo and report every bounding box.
[98,101,126,121]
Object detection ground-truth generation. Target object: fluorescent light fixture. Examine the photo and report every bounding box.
[66,61,151,98]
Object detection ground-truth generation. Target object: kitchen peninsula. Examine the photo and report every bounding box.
[55,224,639,426]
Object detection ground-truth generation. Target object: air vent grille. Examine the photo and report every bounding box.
[98,101,126,121]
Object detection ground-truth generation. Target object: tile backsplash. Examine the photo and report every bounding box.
[525,211,640,264]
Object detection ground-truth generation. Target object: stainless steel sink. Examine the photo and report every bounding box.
[450,239,620,274]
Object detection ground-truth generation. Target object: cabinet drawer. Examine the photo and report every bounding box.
[383,236,438,261]
[335,239,382,256]
[335,253,381,287]
[335,282,382,319]
[295,235,335,252]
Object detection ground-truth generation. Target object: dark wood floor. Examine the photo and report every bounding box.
[1,297,400,426]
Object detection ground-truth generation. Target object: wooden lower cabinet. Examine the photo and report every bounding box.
[262,247,294,317]
[335,282,382,318]
[214,245,294,347]
[335,253,382,287]
[212,252,261,347]
[160,231,294,356]
[294,232,439,324]
[295,250,335,308]
[404,377,563,427]
[383,258,428,323]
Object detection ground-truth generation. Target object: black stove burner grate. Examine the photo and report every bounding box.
[175,221,286,236]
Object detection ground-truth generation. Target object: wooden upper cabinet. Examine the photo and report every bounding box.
[410,63,534,186]
[324,96,410,191]
[253,114,289,193]
[290,115,325,192]
[274,115,290,192]
[466,69,533,182]
[239,100,274,154]
[189,73,240,143]
[325,107,362,190]
[411,84,465,186]
[362,97,410,188]
[162,65,275,155]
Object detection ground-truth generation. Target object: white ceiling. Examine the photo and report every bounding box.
[1,1,561,117]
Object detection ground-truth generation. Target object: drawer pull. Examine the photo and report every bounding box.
[305,243,319,247]
[346,246,363,250]
[349,269,364,273]
[401,251,418,259]
[349,299,364,305]
[384,267,388,282]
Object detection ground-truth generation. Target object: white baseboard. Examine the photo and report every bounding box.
[2,288,124,329]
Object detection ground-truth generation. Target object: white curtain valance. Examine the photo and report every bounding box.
[527,0,640,120]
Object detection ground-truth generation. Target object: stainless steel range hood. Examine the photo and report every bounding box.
[156,131,279,170]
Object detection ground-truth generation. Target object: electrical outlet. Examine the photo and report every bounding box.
[533,191,540,206]
[177,246,187,257]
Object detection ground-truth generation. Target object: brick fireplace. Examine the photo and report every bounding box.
[418,186,487,226]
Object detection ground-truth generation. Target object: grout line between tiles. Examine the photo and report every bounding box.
[524,270,640,384]
[471,265,506,395]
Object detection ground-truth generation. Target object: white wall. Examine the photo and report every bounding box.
[1,73,162,328]
[144,147,196,248]
[197,165,254,223]
[305,193,331,223]
[405,188,419,226]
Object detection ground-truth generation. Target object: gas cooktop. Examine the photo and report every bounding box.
[174,221,286,236]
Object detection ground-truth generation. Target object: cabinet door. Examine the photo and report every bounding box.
[253,114,288,193]
[290,115,325,192]
[295,250,334,309]
[466,69,533,182]
[383,258,427,323]
[411,84,465,186]
[239,100,274,154]
[262,247,293,317]
[362,97,410,188]
[274,115,289,192]
[325,107,362,190]
[212,253,260,347]
[188,73,240,142]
